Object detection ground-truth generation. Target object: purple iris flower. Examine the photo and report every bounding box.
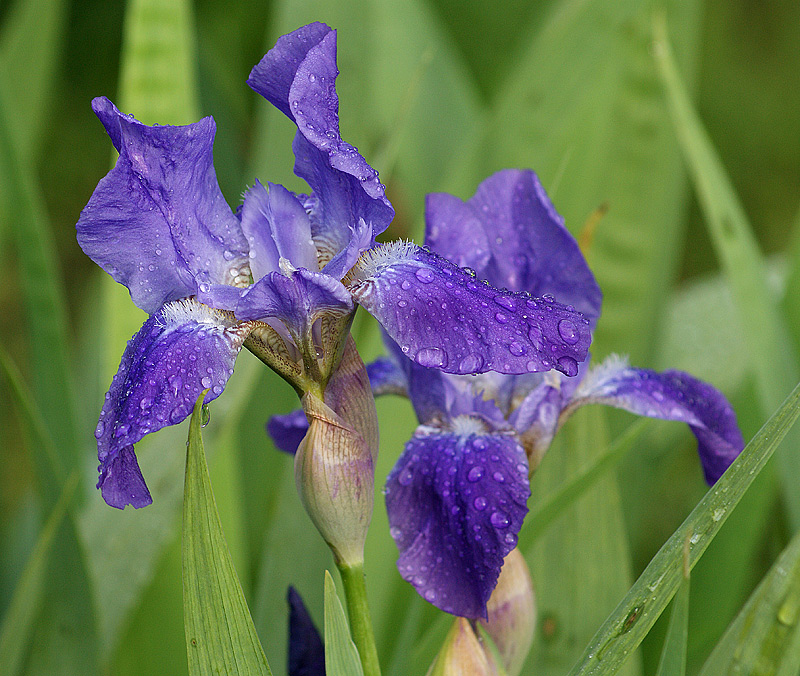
[271,169,745,618]
[77,24,591,510]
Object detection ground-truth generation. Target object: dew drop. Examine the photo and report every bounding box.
[509,340,526,356]
[389,526,403,540]
[473,496,488,511]
[398,468,414,486]
[557,356,579,377]
[557,319,579,344]
[490,511,510,528]
[416,347,447,368]
[458,354,484,373]
[401,280,412,291]
[94,421,105,439]
[492,471,505,483]
[398,299,408,308]
[528,324,544,349]
[415,267,435,284]
[504,532,517,546]
[467,466,484,482]
[201,376,213,388]
[495,312,509,324]
[495,296,516,311]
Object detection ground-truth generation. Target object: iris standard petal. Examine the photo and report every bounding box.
[426,170,602,321]
[235,266,354,335]
[95,299,250,508]
[571,356,744,484]
[287,587,326,676]
[267,409,309,455]
[385,432,530,618]
[366,357,408,397]
[77,97,249,314]
[348,242,591,376]
[241,181,317,279]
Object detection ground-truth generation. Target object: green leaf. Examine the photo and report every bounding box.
[654,557,690,676]
[698,528,800,676]
[653,13,800,527]
[0,474,77,676]
[324,571,365,676]
[523,406,640,676]
[183,391,272,676]
[486,0,703,366]
[566,377,800,675]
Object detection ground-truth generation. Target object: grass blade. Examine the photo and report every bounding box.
[183,392,272,676]
[324,571,365,676]
[653,13,800,527]
[654,540,690,676]
[698,528,800,675]
[566,378,800,675]
[0,473,78,676]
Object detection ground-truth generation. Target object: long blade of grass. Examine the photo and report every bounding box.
[698,528,800,675]
[653,13,800,528]
[183,392,272,676]
[324,571,365,676]
[566,378,800,675]
[0,473,78,676]
[654,540,690,676]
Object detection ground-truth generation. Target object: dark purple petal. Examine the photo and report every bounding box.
[240,181,317,280]
[77,97,248,314]
[95,300,249,508]
[572,357,744,484]
[235,267,353,336]
[98,445,152,509]
[349,242,591,377]
[425,169,602,321]
[268,410,309,455]
[366,357,407,397]
[287,587,326,676]
[385,431,530,618]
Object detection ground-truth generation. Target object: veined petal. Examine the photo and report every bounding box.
[385,431,529,618]
[77,97,248,314]
[267,409,309,455]
[426,170,602,321]
[250,24,394,252]
[571,356,744,484]
[348,242,591,377]
[287,587,325,676]
[235,266,353,337]
[95,299,249,508]
[240,181,317,280]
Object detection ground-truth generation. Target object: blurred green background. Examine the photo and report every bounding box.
[1,0,799,674]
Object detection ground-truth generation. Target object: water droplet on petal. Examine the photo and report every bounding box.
[492,471,505,483]
[201,404,211,428]
[509,340,526,356]
[557,355,579,377]
[398,468,414,486]
[495,312,508,324]
[416,347,447,368]
[401,280,412,291]
[490,511,510,528]
[94,421,105,439]
[528,324,543,349]
[558,319,579,345]
[467,466,484,482]
[458,354,484,373]
[495,296,516,311]
[201,376,212,388]
[415,267,435,284]
[473,496,488,511]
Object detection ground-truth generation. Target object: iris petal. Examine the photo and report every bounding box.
[426,169,602,322]
[95,300,249,508]
[267,410,309,455]
[385,432,529,618]
[77,97,248,314]
[287,587,326,676]
[572,356,744,483]
[349,242,591,376]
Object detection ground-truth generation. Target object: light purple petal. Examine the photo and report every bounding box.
[425,169,602,321]
[250,25,394,251]
[77,97,248,314]
[267,409,309,455]
[240,181,317,280]
[235,266,353,336]
[572,357,744,484]
[385,431,529,618]
[349,242,591,376]
[95,300,249,508]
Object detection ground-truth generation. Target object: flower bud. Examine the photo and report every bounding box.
[427,618,496,676]
[478,549,536,676]
[294,336,378,566]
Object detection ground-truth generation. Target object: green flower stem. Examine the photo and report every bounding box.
[337,562,381,676]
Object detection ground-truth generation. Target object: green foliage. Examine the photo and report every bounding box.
[324,571,365,676]
[1,0,800,673]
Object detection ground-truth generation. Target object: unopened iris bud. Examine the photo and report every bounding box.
[478,549,536,676]
[294,336,378,567]
[427,618,496,676]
